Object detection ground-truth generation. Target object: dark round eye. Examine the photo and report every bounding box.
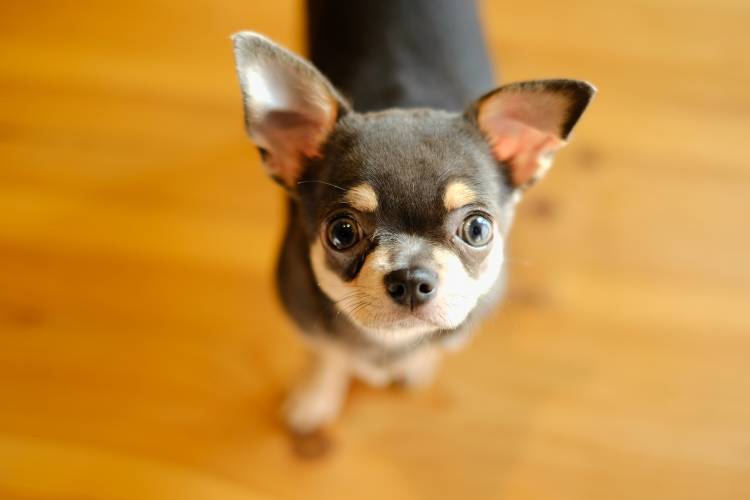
[327,217,360,250]
[461,214,492,247]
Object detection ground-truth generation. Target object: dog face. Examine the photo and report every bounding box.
[232,32,595,343]
[301,110,510,342]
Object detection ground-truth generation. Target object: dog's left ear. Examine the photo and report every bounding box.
[232,32,349,189]
[467,79,596,189]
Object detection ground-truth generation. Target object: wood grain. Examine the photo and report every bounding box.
[1,0,749,498]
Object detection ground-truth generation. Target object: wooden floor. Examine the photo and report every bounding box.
[1,0,749,498]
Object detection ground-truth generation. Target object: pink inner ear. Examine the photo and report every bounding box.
[252,96,339,188]
[487,91,569,136]
[480,114,565,187]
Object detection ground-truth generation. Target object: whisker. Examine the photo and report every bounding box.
[297,180,347,191]
[332,291,365,306]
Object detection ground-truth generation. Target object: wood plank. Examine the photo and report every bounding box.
[1,0,749,498]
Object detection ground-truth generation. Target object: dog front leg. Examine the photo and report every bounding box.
[282,345,351,435]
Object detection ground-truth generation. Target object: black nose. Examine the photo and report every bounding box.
[384,267,438,307]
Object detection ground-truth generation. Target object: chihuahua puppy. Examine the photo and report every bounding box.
[232,1,594,435]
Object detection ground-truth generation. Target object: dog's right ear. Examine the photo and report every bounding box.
[232,32,349,189]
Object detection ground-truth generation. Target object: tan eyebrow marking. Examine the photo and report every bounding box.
[443,181,477,211]
[345,183,378,212]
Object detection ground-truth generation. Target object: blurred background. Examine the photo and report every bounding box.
[1,0,749,498]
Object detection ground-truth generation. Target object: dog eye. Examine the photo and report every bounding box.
[327,217,360,250]
[461,214,492,247]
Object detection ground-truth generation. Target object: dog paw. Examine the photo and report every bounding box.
[399,363,437,389]
[397,348,440,389]
[282,385,342,435]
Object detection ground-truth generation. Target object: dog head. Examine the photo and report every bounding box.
[232,32,595,344]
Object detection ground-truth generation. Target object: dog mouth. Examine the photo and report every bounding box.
[408,309,447,328]
[346,304,458,335]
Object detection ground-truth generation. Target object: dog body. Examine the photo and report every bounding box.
[307,0,495,112]
[232,1,594,433]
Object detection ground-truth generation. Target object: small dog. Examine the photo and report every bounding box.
[232,2,594,435]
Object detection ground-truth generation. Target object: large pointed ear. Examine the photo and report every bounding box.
[232,32,349,189]
[467,79,596,190]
